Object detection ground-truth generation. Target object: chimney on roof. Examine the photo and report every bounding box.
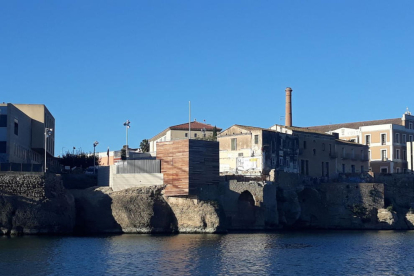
[285,87,293,127]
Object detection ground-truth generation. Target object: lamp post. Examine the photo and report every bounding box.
[93,141,99,174]
[44,128,53,173]
[123,120,131,160]
[73,147,76,155]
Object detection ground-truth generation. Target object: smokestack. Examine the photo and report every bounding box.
[285,87,292,127]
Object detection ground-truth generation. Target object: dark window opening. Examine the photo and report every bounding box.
[14,121,18,136]
[0,115,7,127]
[0,141,6,153]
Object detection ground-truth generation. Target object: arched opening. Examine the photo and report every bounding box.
[237,191,256,226]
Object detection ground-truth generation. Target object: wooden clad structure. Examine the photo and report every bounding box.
[156,139,219,196]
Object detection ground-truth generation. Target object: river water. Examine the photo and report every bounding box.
[1,231,414,276]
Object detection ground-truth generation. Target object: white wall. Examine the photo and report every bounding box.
[109,165,163,191]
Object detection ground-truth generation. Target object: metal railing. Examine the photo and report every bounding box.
[116,160,161,174]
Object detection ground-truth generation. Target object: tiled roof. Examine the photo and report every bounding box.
[306,118,402,133]
[170,121,221,131]
[149,122,221,141]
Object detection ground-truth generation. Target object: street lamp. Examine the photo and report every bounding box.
[44,128,53,173]
[123,120,131,160]
[93,141,99,174]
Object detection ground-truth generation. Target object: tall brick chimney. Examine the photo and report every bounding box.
[285,87,292,127]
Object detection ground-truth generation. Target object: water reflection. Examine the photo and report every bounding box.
[1,231,414,275]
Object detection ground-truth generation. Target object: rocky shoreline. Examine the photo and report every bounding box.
[1,173,414,236]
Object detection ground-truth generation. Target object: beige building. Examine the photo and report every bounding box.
[0,103,55,165]
[307,111,414,173]
[270,125,369,177]
[149,121,221,156]
[218,125,299,175]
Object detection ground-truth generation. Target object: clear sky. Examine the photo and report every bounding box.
[1,1,413,156]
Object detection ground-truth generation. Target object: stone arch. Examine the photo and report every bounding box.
[237,190,256,226]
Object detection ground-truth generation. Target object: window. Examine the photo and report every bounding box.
[396,149,400,159]
[0,141,6,153]
[238,153,243,157]
[321,162,324,176]
[194,133,197,138]
[231,138,237,150]
[342,164,345,173]
[303,141,307,149]
[396,168,400,173]
[313,149,316,155]
[395,133,400,143]
[351,165,355,173]
[410,135,413,142]
[410,122,413,129]
[203,134,206,138]
[403,150,406,160]
[254,135,259,145]
[14,120,18,136]
[279,157,284,166]
[381,150,387,161]
[365,135,370,145]
[403,134,407,143]
[381,167,388,173]
[0,115,6,127]
[185,133,188,137]
[352,149,355,158]
[381,134,386,145]
[361,166,364,173]
[368,150,371,160]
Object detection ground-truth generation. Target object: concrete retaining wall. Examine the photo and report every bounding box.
[109,164,163,191]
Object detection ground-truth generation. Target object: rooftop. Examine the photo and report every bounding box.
[305,118,402,133]
[149,121,221,141]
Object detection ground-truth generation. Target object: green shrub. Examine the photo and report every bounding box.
[387,205,394,212]
[409,207,414,214]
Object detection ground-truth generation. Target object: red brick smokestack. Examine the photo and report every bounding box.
[285,87,292,127]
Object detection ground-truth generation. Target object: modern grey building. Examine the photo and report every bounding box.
[0,103,55,165]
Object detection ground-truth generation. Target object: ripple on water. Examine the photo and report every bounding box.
[1,231,414,275]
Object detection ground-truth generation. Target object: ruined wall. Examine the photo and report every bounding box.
[218,180,278,230]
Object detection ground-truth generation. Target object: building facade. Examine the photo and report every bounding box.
[307,111,414,173]
[0,103,54,165]
[149,121,221,156]
[218,125,299,176]
[270,125,369,177]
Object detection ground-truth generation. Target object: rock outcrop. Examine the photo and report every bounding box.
[0,173,76,235]
[165,196,225,233]
[71,185,225,234]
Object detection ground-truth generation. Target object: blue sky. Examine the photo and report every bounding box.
[1,1,413,155]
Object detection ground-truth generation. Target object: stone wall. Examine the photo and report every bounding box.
[0,172,47,199]
[0,172,75,235]
[217,180,278,230]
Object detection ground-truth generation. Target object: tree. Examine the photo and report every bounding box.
[60,152,98,169]
[140,139,149,153]
[212,126,218,141]
[120,148,126,160]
